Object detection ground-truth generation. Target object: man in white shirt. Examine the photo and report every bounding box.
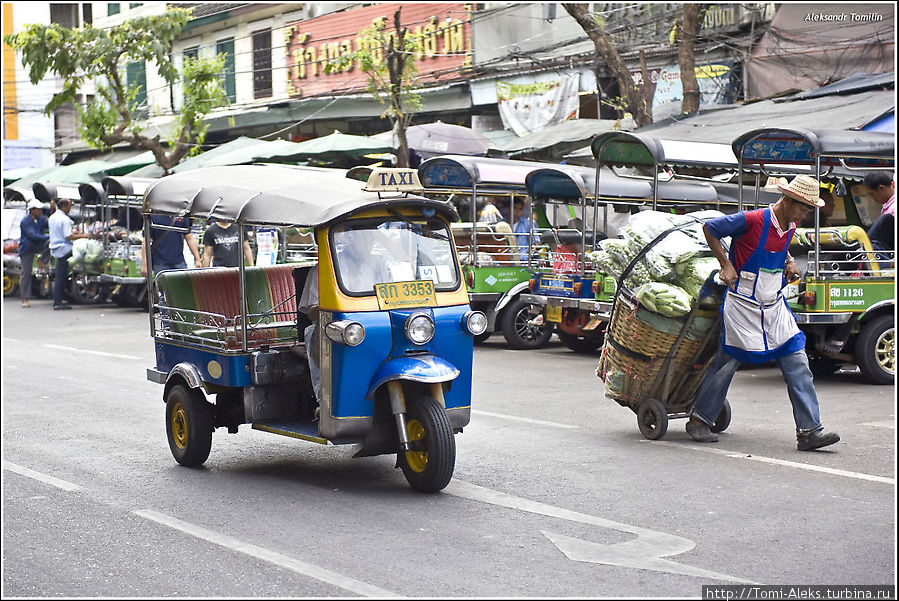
[48,198,92,310]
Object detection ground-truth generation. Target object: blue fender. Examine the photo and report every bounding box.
[365,354,460,400]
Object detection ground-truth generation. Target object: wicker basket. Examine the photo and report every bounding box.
[597,291,720,412]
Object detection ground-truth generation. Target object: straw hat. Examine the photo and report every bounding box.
[776,175,824,208]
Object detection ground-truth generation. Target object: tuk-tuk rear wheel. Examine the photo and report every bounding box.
[501,297,552,350]
[855,315,895,385]
[165,384,214,467]
[398,396,455,493]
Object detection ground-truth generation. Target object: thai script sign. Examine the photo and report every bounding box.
[284,3,472,98]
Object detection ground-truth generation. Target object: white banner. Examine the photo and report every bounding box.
[496,73,580,136]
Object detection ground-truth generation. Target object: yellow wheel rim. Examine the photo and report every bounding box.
[876,327,895,374]
[404,418,428,473]
[171,401,188,450]
[3,274,16,296]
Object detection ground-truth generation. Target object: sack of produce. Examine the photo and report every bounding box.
[634,281,693,317]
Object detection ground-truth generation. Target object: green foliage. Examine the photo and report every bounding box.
[4,8,229,167]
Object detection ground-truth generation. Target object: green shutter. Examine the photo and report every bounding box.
[216,38,236,103]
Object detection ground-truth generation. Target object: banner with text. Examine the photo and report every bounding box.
[496,73,580,136]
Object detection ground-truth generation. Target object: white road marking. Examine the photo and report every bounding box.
[43,343,142,360]
[646,440,895,484]
[471,409,578,429]
[2,461,82,491]
[860,420,896,429]
[134,509,402,598]
[445,480,754,583]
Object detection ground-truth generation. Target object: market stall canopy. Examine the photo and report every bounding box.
[503,119,628,159]
[127,136,275,178]
[264,130,391,163]
[625,87,895,145]
[3,160,108,203]
[143,164,456,227]
[89,150,157,177]
[3,166,51,186]
[381,122,504,159]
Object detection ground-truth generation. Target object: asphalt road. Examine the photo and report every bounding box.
[2,297,895,598]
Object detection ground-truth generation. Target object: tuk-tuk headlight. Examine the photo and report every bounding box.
[463,310,488,336]
[405,313,435,345]
[325,320,365,346]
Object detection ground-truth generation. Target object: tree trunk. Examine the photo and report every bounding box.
[677,4,709,116]
[562,3,652,127]
[387,8,410,168]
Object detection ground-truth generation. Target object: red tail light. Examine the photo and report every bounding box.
[802,291,816,306]
[465,270,474,288]
[592,280,599,295]
[528,278,536,292]
[573,282,582,296]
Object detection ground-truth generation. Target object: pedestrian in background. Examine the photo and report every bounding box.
[48,198,92,310]
[18,199,50,307]
[863,171,895,252]
[685,174,840,452]
[140,215,202,278]
[201,220,254,268]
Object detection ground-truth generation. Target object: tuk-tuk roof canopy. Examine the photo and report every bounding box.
[525,165,721,204]
[102,176,160,197]
[732,128,895,169]
[142,164,458,227]
[590,131,739,170]
[32,182,82,203]
[418,155,560,192]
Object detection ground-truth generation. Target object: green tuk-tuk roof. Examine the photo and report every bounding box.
[142,164,457,227]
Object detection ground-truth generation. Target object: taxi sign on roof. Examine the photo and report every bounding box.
[364,168,423,193]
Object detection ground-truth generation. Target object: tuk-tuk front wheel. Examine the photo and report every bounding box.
[855,315,895,385]
[165,384,214,467]
[398,396,455,493]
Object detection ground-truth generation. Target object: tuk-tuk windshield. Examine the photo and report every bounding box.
[331,217,459,296]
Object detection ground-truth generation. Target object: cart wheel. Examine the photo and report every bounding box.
[637,399,668,440]
[710,399,731,433]
[165,384,214,467]
[398,396,455,493]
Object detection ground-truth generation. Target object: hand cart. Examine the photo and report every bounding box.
[596,220,728,440]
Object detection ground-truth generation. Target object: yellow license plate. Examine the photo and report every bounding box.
[546,305,563,323]
[375,280,437,310]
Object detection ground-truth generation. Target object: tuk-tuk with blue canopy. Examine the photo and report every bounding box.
[418,155,555,349]
[143,164,486,492]
[731,127,895,384]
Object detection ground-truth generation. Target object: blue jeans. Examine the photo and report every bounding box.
[53,252,71,306]
[691,347,823,435]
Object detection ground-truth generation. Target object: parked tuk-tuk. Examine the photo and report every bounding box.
[520,136,748,354]
[74,176,154,307]
[417,155,554,349]
[731,127,895,384]
[143,164,486,493]
[31,181,108,304]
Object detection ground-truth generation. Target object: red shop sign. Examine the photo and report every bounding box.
[284,3,472,98]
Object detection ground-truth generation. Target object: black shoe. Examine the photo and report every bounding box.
[797,430,840,451]
[686,419,718,443]
[53,304,72,310]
